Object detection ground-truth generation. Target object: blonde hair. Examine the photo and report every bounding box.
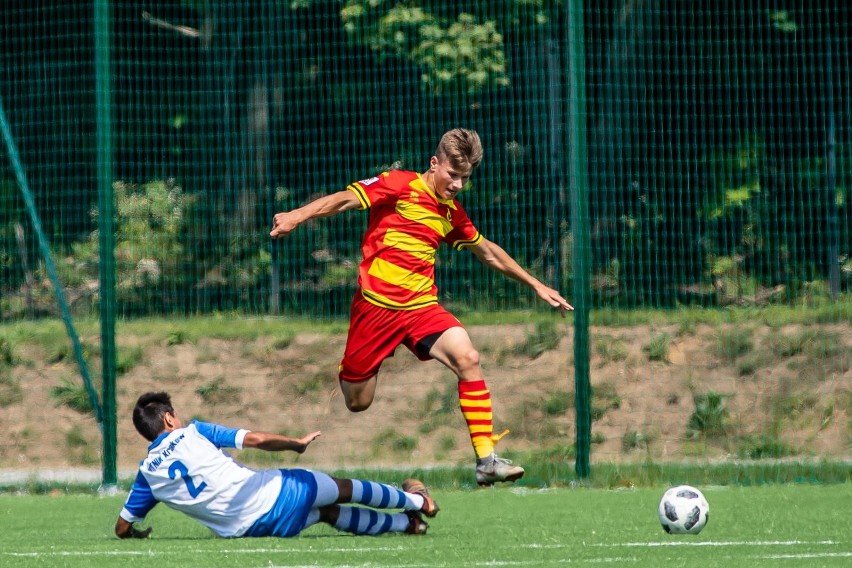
[435,128,483,171]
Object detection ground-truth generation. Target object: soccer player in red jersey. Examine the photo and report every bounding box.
[270,129,573,485]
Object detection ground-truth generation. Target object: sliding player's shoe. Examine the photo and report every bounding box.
[475,454,525,486]
[402,478,440,518]
[404,510,429,535]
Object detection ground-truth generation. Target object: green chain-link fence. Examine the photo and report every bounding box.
[3,2,851,317]
[1,2,850,483]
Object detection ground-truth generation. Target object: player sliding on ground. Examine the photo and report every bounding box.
[270,128,573,485]
[115,391,438,539]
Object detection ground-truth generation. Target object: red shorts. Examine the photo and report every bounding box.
[338,292,463,383]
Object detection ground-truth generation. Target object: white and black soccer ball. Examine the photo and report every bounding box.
[657,485,710,535]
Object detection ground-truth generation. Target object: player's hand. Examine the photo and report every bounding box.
[295,431,322,454]
[116,518,153,539]
[270,211,300,239]
[536,286,574,317]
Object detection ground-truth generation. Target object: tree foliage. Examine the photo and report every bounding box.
[1,1,850,316]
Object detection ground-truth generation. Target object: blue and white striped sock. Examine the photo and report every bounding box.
[334,506,409,535]
[350,479,422,511]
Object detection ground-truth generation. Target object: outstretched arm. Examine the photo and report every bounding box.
[270,190,361,239]
[242,430,322,453]
[115,517,152,539]
[469,238,573,315]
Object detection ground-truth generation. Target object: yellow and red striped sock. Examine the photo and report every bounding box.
[458,379,497,459]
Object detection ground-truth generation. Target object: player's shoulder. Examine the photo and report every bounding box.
[379,169,418,189]
[183,420,217,441]
[189,419,225,435]
[352,170,417,202]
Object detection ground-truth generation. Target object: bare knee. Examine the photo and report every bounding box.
[339,376,377,412]
[430,327,483,379]
[456,348,481,374]
[344,398,372,412]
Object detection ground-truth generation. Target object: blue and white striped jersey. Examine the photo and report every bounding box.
[119,420,283,537]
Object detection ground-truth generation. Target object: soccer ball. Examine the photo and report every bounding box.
[657,485,709,535]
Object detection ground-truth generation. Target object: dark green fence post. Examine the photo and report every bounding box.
[95,0,117,489]
[568,0,591,480]
[825,34,840,301]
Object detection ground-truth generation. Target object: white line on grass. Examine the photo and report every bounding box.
[3,551,155,557]
[592,540,838,548]
[262,560,639,568]
[7,540,841,559]
[1,550,640,566]
[758,552,852,560]
[522,540,844,552]
[1,547,403,557]
[11,543,849,566]
[1,546,431,557]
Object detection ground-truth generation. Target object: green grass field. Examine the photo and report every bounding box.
[2,483,850,567]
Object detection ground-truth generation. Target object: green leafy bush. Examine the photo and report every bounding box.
[0,337,15,367]
[591,383,621,421]
[622,430,652,452]
[737,435,797,459]
[714,328,754,361]
[372,429,417,456]
[515,321,560,358]
[195,378,241,405]
[688,391,729,438]
[37,180,192,313]
[341,3,509,94]
[117,345,145,375]
[50,378,93,415]
[543,390,572,416]
[0,370,23,407]
[642,332,670,362]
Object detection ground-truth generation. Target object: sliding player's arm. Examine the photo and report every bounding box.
[270,190,361,239]
[242,430,322,454]
[115,471,156,539]
[469,238,573,315]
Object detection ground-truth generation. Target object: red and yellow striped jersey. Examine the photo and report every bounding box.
[347,170,483,310]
